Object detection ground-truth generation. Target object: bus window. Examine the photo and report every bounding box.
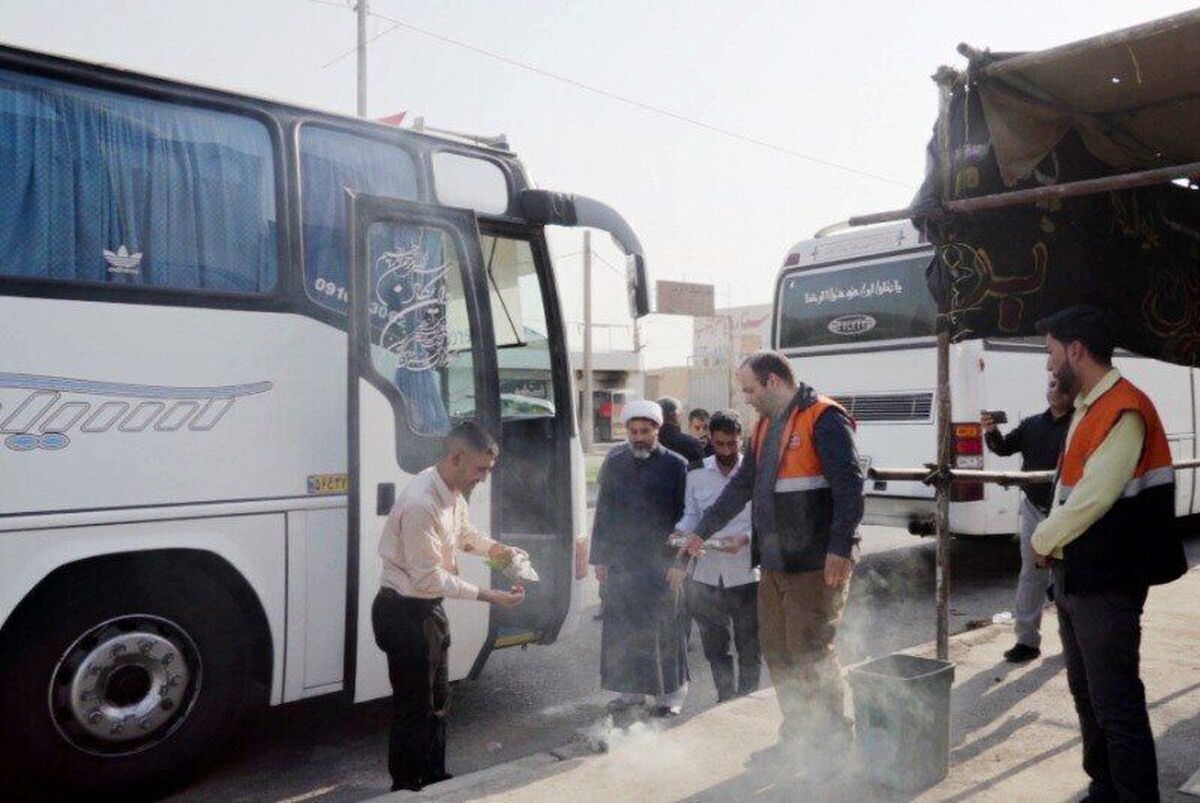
[777,252,937,350]
[0,69,277,292]
[301,126,419,312]
[367,221,475,436]
[432,152,509,215]
[480,236,556,419]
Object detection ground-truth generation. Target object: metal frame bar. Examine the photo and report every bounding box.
[847,160,1200,228]
[869,457,1200,485]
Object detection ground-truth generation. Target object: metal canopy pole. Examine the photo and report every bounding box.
[847,159,1200,228]
[933,68,956,662]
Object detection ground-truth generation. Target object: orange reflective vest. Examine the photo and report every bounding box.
[752,395,856,491]
[1056,376,1185,592]
[746,395,859,571]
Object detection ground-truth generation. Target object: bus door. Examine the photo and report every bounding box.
[345,194,574,701]
[346,194,499,701]
[475,223,576,657]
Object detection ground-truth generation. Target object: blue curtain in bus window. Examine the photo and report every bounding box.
[0,69,277,291]
[299,126,418,311]
[370,223,452,436]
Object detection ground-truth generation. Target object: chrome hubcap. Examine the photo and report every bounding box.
[49,615,200,755]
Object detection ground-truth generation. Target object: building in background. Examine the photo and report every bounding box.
[690,304,772,425]
[570,348,644,443]
[644,365,691,405]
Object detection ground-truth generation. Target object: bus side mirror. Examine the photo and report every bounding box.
[520,189,650,318]
[626,253,649,318]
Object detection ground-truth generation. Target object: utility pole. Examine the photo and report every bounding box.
[726,314,737,408]
[581,231,594,452]
[356,0,368,117]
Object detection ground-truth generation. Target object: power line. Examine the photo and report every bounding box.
[316,4,908,188]
[555,249,627,280]
[592,252,631,280]
[317,20,401,67]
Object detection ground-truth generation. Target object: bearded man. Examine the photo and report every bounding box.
[589,400,691,716]
[1033,305,1186,801]
[675,409,759,702]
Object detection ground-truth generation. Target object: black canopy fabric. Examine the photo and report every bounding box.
[913,11,1200,366]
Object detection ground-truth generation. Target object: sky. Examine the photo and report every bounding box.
[3,0,1196,366]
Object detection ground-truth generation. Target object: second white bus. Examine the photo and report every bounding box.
[771,223,1200,537]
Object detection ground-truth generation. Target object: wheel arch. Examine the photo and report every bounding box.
[0,548,274,703]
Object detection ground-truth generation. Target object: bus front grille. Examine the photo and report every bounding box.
[832,392,933,423]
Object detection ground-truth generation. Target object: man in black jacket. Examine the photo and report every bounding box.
[675,351,863,757]
[657,396,705,466]
[981,375,1072,663]
[688,407,716,458]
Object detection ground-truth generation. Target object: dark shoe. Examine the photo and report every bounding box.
[649,705,680,718]
[391,781,423,792]
[425,772,455,786]
[606,695,645,713]
[1003,643,1041,663]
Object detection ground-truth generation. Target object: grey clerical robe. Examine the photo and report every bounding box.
[589,442,689,696]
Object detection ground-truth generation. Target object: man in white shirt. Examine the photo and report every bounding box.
[371,421,526,792]
[676,410,760,702]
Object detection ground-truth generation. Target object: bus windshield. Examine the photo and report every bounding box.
[777,251,937,350]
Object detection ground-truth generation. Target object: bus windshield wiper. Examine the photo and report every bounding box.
[484,237,526,348]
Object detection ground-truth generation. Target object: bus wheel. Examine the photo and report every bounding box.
[0,560,258,795]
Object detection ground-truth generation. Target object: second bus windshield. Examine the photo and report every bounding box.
[777,252,937,350]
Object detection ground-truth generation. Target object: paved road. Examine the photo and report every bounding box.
[158,524,1087,803]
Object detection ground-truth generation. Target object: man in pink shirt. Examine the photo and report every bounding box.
[372,421,526,792]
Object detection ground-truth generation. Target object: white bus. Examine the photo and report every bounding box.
[0,45,649,792]
[772,223,1200,537]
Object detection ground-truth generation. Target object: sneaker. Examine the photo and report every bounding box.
[649,705,681,718]
[1003,643,1041,663]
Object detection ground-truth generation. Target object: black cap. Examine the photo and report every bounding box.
[1035,305,1115,363]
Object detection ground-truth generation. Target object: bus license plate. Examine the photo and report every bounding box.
[307,474,348,495]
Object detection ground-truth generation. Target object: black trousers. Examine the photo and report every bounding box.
[1054,569,1158,802]
[371,588,451,791]
[686,579,761,701]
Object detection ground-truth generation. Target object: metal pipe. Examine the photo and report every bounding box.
[869,458,1200,484]
[847,207,917,227]
[945,160,1200,214]
[848,160,1200,228]
[933,71,955,663]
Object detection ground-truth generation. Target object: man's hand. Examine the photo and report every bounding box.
[1033,550,1052,569]
[682,533,704,558]
[480,585,525,608]
[594,564,607,584]
[980,411,998,434]
[719,534,751,554]
[824,553,853,587]
[666,566,689,593]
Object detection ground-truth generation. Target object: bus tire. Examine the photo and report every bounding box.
[0,557,258,796]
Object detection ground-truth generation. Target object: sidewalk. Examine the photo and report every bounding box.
[380,567,1200,802]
